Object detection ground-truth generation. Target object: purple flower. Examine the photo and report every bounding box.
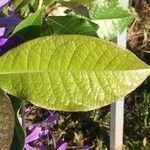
[0,37,7,46]
[0,0,10,10]
[0,0,20,25]
[28,124,36,131]
[24,144,37,150]
[0,27,7,46]
[39,142,47,150]
[24,110,60,150]
[43,111,59,149]
[44,111,59,125]
[25,126,49,150]
[0,16,21,25]
[57,142,68,150]
[0,27,6,36]
[81,145,91,150]
[0,34,25,55]
[0,0,23,55]
[25,126,49,143]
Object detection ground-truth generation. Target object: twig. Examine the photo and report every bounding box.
[38,0,43,9]
[21,100,26,133]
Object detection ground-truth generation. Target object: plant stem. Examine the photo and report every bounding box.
[38,0,43,9]
[21,101,26,133]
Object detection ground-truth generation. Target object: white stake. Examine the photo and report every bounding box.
[110,0,129,150]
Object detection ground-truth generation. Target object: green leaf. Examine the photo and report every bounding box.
[0,89,15,149]
[60,0,94,6]
[18,0,38,17]
[88,0,134,40]
[12,0,21,10]
[10,96,25,150]
[17,0,55,17]
[14,0,32,12]
[42,15,98,36]
[0,35,150,111]
[13,9,43,40]
[43,0,55,6]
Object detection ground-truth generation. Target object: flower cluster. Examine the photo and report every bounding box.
[23,109,68,150]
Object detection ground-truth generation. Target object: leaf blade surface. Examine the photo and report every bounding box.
[88,0,134,39]
[0,35,149,111]
[42,15,98,36]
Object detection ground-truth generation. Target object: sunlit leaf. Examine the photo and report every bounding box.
[13,9,43,40]
[60,0,94,6]
[88,0,134,39]
[0,35,149,111]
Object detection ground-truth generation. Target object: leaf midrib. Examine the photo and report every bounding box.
[48,18,74,34]
[0,68,149,75]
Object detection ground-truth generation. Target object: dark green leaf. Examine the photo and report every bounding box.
[43,0,55,6]
[13,9,43,40]
[43,15,98,36]
[10,96,25,150]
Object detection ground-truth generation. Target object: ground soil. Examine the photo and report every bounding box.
[128,0,150,64]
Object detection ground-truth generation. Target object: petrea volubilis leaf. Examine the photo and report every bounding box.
[88,0,134,40]
[0,35,149,111]
[42,15,98,36]
[14,0,32,12]
[0,89,15,150]
[60,0,94,6]
[13,9,43,40]
[9,96,25,150]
